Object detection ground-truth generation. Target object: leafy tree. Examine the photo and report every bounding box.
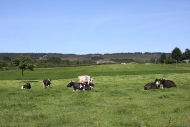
[12,55,34,82]
[171,47,182,62]
[0,60,8,69]
[3,56,11,61]
[184,48,190,59]
[165,56,176,64]
[160,53,167,63]
[47,57,61,63]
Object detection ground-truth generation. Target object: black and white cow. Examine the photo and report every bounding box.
[159,78,176,88]
[67,81,94,91]
[144,79,160,90]
[67,80,84,91]
[43,79,51,88]
[21,82,31,89]
[83,84,93,90]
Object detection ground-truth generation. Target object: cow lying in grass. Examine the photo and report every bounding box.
[83,84,94,90]
[21,82,31,89]
[159,78,176,88]
[144,79,160,90]
[43,79,51,88]
[67,80,94,91]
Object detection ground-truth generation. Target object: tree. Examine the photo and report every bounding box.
[184,48,190,59]
[3,56,11,61]
[0,60,8,69]
[12,55,34,82]
[171,47,182,62]
[47,57,61,64]
[165,56,176,64]
[160,53,167,63]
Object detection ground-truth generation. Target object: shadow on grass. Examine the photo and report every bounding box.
[26,80,40,82]
[16,80,40,83]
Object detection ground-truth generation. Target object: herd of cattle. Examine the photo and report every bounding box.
[20,75,177,91]
[20,75,95,91]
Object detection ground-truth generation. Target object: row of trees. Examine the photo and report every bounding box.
[160,48,190,64]
[0,47,189,81]
[0,47,189,71]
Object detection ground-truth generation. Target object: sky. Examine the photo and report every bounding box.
[0,0,189,54]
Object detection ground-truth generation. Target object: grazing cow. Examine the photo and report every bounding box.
[78,75,93,84]
[43,79,51,88]
[21,82,31,89]
[159,78,176,88]
[67,80,84,91]
[144,79,160,90]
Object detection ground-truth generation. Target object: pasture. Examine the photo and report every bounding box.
[0,63,190,127]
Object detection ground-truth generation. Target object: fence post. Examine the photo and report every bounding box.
[164,60,165,66]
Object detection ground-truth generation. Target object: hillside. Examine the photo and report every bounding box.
[0,52,171,63]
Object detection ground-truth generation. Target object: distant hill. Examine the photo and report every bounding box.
[0,52,171,63]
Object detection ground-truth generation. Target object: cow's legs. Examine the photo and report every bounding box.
[83,84,85,90]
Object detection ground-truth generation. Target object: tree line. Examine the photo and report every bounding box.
[0,47,189,71]
[160,47,190,64]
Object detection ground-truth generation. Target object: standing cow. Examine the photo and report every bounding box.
[159,78,176,88]
[21,82,31,89]
[78,75,93,85]
[78,75,93,90]
[43,79,51,88]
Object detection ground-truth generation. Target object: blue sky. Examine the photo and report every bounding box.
[0,0,189,54]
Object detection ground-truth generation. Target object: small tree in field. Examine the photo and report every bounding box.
[12,55,34,82]
[171,47,182,62]
[160,53,167,63]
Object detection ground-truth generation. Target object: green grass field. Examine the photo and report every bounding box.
[0,63,190,127]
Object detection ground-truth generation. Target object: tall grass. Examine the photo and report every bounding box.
[0,63,190,126]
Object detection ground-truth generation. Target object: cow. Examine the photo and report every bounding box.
[43,79,51,88]
[144,79,160,90]
[78,75,93,85]
[83,84,93,90]
[67,81,94,91]
[21,82,31,89]
[67,80,84,91]
[159,78,176,88]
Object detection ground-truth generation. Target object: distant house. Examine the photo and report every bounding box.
[182,59,190,63]
[96,60,116,64]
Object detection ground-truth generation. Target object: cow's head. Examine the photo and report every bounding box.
[67,80,74,87]
[27,82,31,86]
[89,83,94,87]
[159,78,165,84]
[155,78,160,84]
[90,78,93,82]
[154,79,160,87]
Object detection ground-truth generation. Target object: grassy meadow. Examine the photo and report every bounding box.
[0,63,190,127]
